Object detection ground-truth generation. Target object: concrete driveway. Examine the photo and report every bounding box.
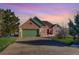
[1,37,79,55]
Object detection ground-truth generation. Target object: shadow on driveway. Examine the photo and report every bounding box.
[16,40,69,47]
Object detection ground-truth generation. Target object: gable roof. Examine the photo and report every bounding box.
[20,16,45,28]
[20,16,61,29]
[31,16,45,27]
[42,21,54,28]
[50,24,61,28]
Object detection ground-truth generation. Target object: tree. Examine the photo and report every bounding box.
[0,9,5,36]
[68,20,77,40]
[0,9,20,36]
[68,12,79,42]
[74,13,79,36]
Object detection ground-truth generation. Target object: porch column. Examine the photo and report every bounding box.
[19,28,23,39]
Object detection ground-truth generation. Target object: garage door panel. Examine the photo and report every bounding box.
[23,29,39,37]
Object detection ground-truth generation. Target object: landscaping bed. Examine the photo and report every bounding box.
[0,37,15,52]
[52,37,74,45]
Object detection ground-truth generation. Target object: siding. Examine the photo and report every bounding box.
[20,20,39,29]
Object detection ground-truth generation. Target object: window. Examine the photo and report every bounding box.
[47,29,49,34]
[47,29,53,34]
[50,29,53,34]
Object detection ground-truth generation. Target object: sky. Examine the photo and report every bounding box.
[0,3,79,26]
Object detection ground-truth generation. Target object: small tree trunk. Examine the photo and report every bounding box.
[76,34,79,43]
[73,36,76,40]
[73,35,79,44]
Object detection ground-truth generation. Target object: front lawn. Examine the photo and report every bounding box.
[52,37,74,45]
[0,37,15,52]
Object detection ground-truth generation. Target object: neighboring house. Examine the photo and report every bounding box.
[20,16,62,37]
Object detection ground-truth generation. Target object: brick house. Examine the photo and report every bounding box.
[20,17,48,37]
[20,16,62,37]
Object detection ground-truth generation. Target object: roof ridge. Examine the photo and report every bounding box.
[33,16,45,25]
[31,16,45,26]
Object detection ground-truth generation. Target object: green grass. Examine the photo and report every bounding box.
[52,36,74,44]
[0,37,15,52]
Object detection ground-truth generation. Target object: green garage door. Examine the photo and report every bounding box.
[23,29,39,37]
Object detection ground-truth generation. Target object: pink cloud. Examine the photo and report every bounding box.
[34,12,74,25]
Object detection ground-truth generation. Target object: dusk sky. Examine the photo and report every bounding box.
[0,3,79,26]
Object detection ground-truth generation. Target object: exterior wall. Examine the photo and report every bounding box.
[39,26,48,37]
[20,20,39,29]
[52,25,61,37]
